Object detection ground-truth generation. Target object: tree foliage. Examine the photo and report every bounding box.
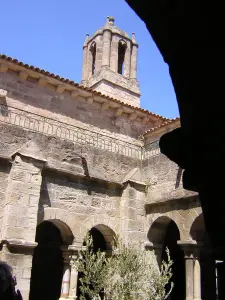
[74,234,173,300]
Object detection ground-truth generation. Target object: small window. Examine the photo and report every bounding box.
[118,40,127,75]
[90,42,96,75]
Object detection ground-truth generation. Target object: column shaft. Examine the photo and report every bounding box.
[124,43,131,78]
[193,255,202,300]
[68,265,78,299]
[61,264,71,298]
[102,30,111,66]
[110,35,118,72]
[82,45,88,81]
[185,255,194,300]
[130,45,138,79]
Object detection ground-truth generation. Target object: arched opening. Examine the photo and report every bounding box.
[90,42,96,75]
[190,214,217,300]
[118,40,127,75]
[77,225,115,299]
[148,216,185,300]
[29,220,73,300]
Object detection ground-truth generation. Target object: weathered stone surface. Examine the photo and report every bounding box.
[0,17,204,300]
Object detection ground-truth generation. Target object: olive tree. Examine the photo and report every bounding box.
[74,234,173,300]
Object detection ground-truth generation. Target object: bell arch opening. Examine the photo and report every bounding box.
[90,41,96,75]
[118,40,127,75]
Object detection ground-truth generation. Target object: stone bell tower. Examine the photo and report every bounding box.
[81,16,141,107]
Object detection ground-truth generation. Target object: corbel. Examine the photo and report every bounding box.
[129,112,138,121]
[101,102,110,111]
[38,77,47,87]
[141,116,149,125]
[116,107,123,116]
[0,63,8,72]
[71,90,79,98]
[87,97,93,104]
[19,71,28,81]
[56,84,65,94]
[79,89,92,98]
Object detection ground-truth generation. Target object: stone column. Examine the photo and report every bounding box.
[124,41,131,78]
[193,248,202,300]
[68,255,79,300]
[178,241,196,300]
[130,33,138,79]
[102,29,111,67]
[60,249,72,299]
[110,35,119,72]
[185,250,194,300]
[81,34,89,82]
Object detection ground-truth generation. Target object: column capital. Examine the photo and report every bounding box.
[144,241,163,251]
[178,240,197,259]
[61,245,77,264]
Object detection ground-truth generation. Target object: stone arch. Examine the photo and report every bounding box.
[147,215,185,300]
[80,215,119,239]
[81,221,117,251]
[182,207,202,240]
[147,212,183,243]
[118,39,127,75]
[92,224,116,250]
[190,213,205,242]
[147,215,181,244]
[40,207,75,244]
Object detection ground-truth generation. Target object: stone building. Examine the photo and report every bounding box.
[0,17,217,300]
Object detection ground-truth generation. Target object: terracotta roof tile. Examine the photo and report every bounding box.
[0,54,172,121]
[143,117,180,135]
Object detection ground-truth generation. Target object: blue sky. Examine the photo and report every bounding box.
[0,0,179,118]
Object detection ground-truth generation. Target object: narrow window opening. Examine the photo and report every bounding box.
[90,42,96,75]
[118,40,126,75]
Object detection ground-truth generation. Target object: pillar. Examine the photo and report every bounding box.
[60,249,71,299]
[68,255,79,300]
[185,250,194,300]
[0,154,44,300]
[178,241,196,300]
[110,35,118,72]
[193,248,202,300]
[130,33,138,79]
[81,34,89,81]
[102,30,111,67]
[124,41,131,78]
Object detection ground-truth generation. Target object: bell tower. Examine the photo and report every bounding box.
[81,16,141,107]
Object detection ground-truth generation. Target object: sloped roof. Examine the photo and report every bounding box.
[0,54,170,121]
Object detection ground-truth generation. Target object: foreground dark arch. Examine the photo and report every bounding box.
[125,0,225,265]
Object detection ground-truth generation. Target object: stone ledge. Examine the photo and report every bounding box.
[1,239,37,249]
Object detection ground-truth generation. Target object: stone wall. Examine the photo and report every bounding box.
[0,123,141,183]
[39,173,122,243]
[143,153,197,204]
[0,160,10,239]
[0,71,149,141]
[120,182,146,245]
